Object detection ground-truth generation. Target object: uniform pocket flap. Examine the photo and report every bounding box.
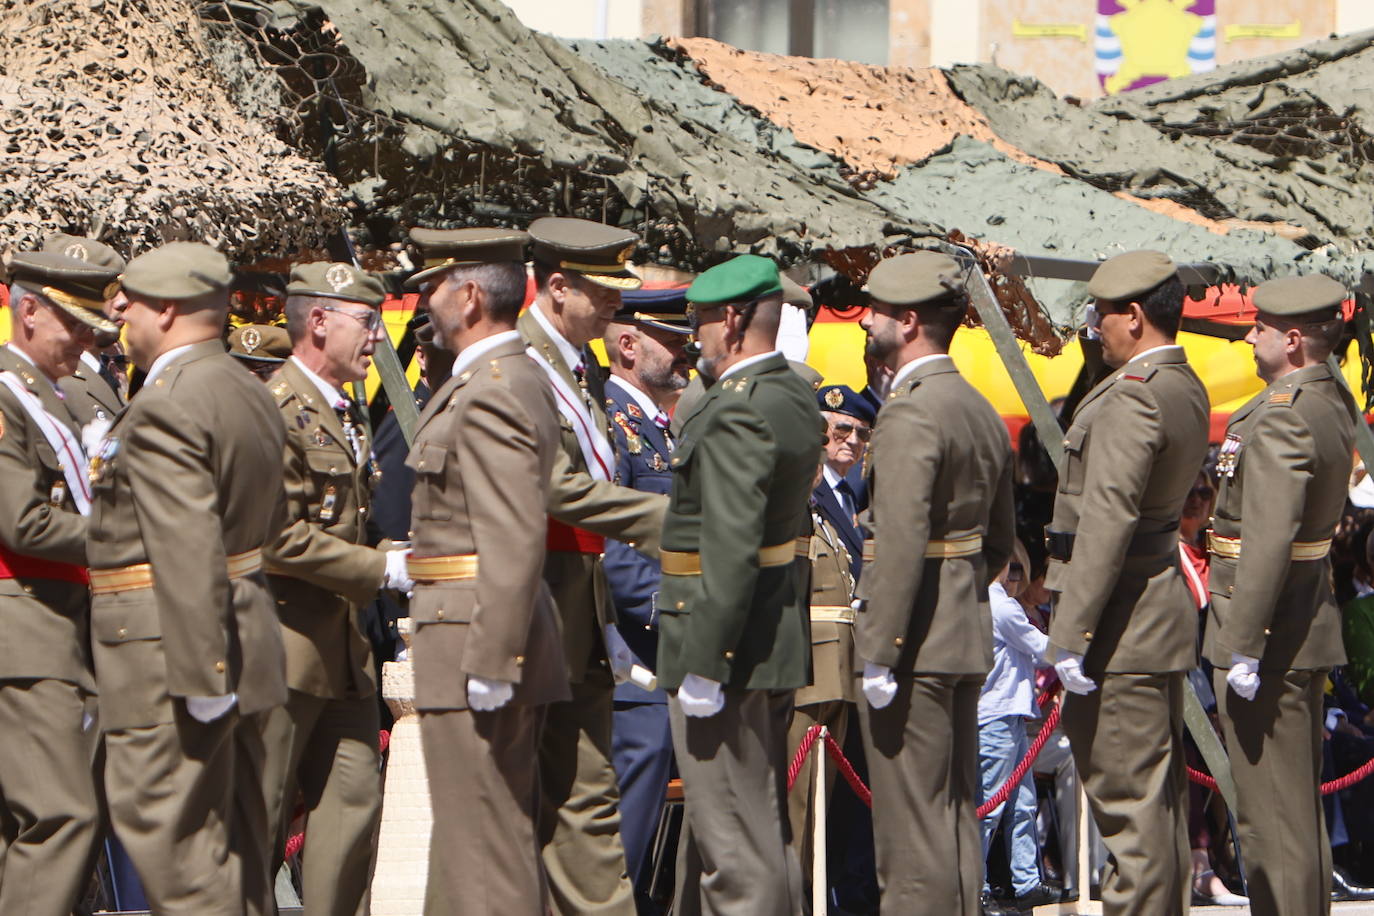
[304,447,348,476]
[667,438,696,471]
[92,597,162,643]
[405,442,448,476]
[1063,425,1087,453]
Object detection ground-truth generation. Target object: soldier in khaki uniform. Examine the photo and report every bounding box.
[851,252,1015,916]
[88,242,288,916]
[403,228,571,915]
[1045,250,1210,916]
[0,252,119,915]
[1203,274,1357,916]
[519,217,667,915]
[228,323,292,379]
[657,255,824,916]
[260,263,410,916]
[40,234,128,427]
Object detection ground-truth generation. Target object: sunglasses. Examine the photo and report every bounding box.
[829,422,872,443]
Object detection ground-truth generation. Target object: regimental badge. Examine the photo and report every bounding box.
[627,434,643,455]
[650,452,667,471]
[314,427,331,447]
[1218,433,1243,479]
[49,479,67,507]
[626,403,644,420]
[325,264,354,293]
[824,388,844,409]
[63,242,90,262]
[241,327,262,353]
[319,485,338,522]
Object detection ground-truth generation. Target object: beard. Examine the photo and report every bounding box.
[640,358,690,393]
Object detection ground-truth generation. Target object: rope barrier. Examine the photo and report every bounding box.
[1188,754,1374,796]
[976,693,1062,819]
[284,728,391,860]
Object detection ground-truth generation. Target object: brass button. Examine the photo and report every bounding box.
[1082,631,1093,641]
[436,609,445,620]
[214,661,226,673]
[627,541,636,549]
[358,507,367,517]
[893,637,904,647]
[1227,585,1235,595]
[21,585,32,594]
[1062,438,1070,448]
[723,650,734,660]
[154,378,165,387]
[598,552,606,560]
[1263,627,1272,636]
[117,627,128,638]
[515,654,525,666]
[329,466,337,474]
[418,460,425,469]
[675,601,685,610]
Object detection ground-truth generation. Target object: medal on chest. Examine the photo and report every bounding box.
[319,485,338,523]
[1218,433,1243,479]
[88,436,120,484]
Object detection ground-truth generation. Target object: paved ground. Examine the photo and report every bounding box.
[1032,903,1374,915]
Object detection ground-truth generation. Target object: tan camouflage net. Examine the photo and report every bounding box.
[0,0,347,263]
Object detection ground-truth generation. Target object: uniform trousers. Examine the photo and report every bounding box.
[0,677,100,916]
[259,689,381,916]
[858,673,982,916]
[670,687,801,916]
[610,698,673,910]
[104,707,275,916]
[1214,667,1331,916]
[539,671,636,915]
[1061,671,1190,916]
[786,699,849,878]
[421,703,547,916]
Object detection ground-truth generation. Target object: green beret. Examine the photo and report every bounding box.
[1087,250,1176,302]
[8,251,121,335]
[288,262,385,307]
[686,255,782,305]
[121,242,231,301]
[227,324,291,363]
[41,234,126,273]
[1252,274,1348,322]
[865,251,964,307]
[528,217,642,291]
[406,227,531,290]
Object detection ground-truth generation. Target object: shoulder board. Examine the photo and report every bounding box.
[719,376,756,395]
[271,380,295,406]
[1268,391,1295,406]
[1116,367,1159,383]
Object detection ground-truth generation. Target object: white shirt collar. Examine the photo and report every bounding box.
[529,303,584,374]
[144,343,199,387]
[891,353,952,392]
[451,330,522,380]
[822,464,845,491]
[719,349,782,381]
[80,350,102,374]
[607,374,666,421]
[290,355,350,409]
[1127,344,1183,364]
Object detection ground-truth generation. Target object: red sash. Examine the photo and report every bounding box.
[0,543,89,585]
[546,520,606,554]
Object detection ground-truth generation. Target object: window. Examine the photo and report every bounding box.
[702,0,889,65]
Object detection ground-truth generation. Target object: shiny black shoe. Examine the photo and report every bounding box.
[1333,866,1374,901]
[1015,882,1062,909]
[981,891,1018,915]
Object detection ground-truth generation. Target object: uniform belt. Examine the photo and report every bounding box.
[546,520,606,554]
[90,548,263,596]
[661,538,810,576]
[1207,532,1331,562]
[861,534,983,562]
[407,553,480,581]
[810,605,855,624]
[1046,527,1179,562]
[0,543,88,585]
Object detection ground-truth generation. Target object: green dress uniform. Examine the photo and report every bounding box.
[852,251,1015,916]
[88,245,289,916]
[657,257,825,916]
[1045,252,1210,916]
[1202,275,1357,916]
[257,261,393,916]
[519,218,667,916]
[0,252,120,916]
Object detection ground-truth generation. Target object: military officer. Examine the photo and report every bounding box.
[0,251,119,915]
[519,217,667,915]
[259,263,410,916]
[813,385,871,580]
[403,228,570,915]
[601,285,693,911]
[851,252,1015,916]
[228,323,292,379]
[40,234,128,427]
[1203,274,1356,916]
[1045,250,1210,916]
[656,254,824,915]
[88,242,288,916]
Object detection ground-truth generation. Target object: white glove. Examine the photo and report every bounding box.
[776,302,811,362]
[603,624,636,685]
[185,693,237,723]
[1055,651,1098,695]
[81,415,113,466]
[467,676,514,712]
[676,673,725,718]
[383,548,413,592]
[862,661,898,709]
[1226,654,1261,701]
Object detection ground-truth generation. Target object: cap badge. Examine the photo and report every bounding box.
[617,243,635,265]
[241,328,262,353]
[824,388,844,409]
[63,243,90,262]
[325,264,354,293]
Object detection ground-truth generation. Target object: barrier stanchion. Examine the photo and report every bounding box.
[812,725,828,916]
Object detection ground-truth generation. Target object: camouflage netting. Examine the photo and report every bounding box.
[0,0,347,261]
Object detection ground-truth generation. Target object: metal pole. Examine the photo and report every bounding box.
[813,726,828,916]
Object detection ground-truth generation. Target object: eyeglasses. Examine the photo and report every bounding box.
[685,302,720,332]
[829,422,872,443]
[1007,562,1025,581]
[320,304,383,332]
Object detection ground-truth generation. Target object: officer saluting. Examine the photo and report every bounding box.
[0,251,119,915]
[260,262,411,916]
[657,255,824,915]
[1203,274,1357,916]
[1045,250,1210,916]
[88,242,288,916]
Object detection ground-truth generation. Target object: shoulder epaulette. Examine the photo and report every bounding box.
[271,380,294,405]
[720,376,755,395]
[1268,390,1295,406]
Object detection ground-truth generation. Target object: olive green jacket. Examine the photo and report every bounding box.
[1046,346,1210,674]
[657,352,825,690]
[1204,362,1356,671]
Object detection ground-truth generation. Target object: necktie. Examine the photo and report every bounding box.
[836,479,857,527]
[98,354,123,396]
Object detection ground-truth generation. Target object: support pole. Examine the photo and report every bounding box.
[812,726,828,916]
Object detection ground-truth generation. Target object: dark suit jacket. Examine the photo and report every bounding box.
[812,476,863,581]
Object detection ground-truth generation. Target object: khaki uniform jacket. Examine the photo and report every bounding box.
[1047,347,1210,674]
[408,336,571,711]
[88,341,289,730]
[854,356,1015,675]
[797,510,856,706]
[518,309,666,682]
[63,359,122,428]
[0,347,92,688]
[1204,362,1356,671]
[263,359,387,699]
[657,353,825,690]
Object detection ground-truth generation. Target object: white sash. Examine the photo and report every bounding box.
[0,372,92,515]
[526,347,615,481]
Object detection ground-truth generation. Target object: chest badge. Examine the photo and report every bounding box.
[314,427,331,448]
[650,452,667,472]
[1218,433,1243,479]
